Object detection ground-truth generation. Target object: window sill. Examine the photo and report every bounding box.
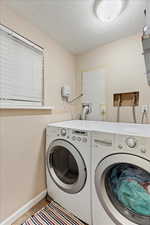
[0,106,54,110]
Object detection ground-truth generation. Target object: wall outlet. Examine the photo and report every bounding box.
[141,105,149,113]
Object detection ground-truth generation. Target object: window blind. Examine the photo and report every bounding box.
[0,25,44,107]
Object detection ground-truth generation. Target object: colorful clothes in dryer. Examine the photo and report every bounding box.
[109,164,150,216]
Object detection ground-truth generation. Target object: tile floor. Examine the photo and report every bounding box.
[12,198,49,225]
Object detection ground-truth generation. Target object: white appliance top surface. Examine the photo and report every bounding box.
[48,120,150,137]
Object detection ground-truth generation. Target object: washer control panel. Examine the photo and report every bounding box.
[71,130,88,143]
[58,129,88,144]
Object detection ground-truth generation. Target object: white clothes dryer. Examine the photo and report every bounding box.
[46,122,92,224]
[92,132,150,225]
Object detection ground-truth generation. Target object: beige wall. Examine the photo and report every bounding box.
[0,5,77,222]
[77,34,150,123]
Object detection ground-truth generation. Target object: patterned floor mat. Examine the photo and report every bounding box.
[22,201,86,225]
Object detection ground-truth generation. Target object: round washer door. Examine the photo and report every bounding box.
[95,154,150,225]
[47,139,87,194]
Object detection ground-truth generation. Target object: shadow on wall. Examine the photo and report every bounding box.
[33,129,47,196]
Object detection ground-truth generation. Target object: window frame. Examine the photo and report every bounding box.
[0,24,48,110]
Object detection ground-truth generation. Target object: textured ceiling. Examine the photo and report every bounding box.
[2,0,146,54]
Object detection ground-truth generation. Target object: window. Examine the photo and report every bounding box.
[0,25,44,108]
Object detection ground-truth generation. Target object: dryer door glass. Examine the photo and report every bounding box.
[95,154,150,225]
[105,163,150,224]
[51,146,79,185]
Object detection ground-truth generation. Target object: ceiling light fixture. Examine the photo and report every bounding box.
[95,0,124,23]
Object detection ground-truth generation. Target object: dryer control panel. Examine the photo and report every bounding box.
[116,135,150,157]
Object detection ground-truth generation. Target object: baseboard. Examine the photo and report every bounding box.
[1,189,47,225]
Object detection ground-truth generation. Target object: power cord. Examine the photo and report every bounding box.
[117,95,121,122]
[67,94,83,103]
[141,109,147,124]
[66,93,83,120]
[132,95,137,123]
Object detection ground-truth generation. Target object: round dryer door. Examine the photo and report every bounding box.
[47,139,87,194]
[95,154,150,225]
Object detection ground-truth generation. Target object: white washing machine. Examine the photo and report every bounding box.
[92,132,150,225]
[46,123,92,224]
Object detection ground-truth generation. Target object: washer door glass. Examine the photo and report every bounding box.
[106,163,150,224]
[51,146,79,185]
[47,140,87,194]
[95,154,150,225]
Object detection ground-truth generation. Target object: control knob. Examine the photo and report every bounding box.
[61,128,67,136]
[118,144,123,149]
[77,137,81,142]
[126,137,137,148]
[83,137,87,143]
[140,146,146,153]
